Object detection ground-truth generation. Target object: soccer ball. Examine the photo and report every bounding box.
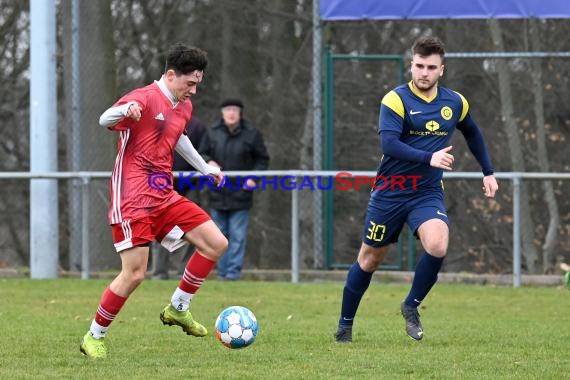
[214,306,258,349]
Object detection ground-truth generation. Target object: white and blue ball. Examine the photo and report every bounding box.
[214,306,258,349]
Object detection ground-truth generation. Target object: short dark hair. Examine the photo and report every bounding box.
[165,42,208,75]
[412,36,445,58]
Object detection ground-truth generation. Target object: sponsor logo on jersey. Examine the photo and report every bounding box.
[425,120,440,132]
[441,106,453,120]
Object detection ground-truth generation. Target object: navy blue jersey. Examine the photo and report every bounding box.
[373,81,469,199]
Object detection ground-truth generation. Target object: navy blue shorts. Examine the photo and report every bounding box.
[361,191,449,247]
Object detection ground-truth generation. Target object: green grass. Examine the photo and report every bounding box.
[0,278,569,379]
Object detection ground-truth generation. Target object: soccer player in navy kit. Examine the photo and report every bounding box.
[334,36,498,342]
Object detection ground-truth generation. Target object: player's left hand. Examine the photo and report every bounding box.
[482,175,498,198]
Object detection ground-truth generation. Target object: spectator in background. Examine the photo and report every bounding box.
[152,117,207,280]
[199,98,269,280]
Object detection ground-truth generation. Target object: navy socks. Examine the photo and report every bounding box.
[338,252,442,329]
[404,252,444,308]
[338,262,373,327]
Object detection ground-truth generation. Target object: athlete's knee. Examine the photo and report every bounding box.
[120,268,146,286]
[425,242,447,258]
[357,244,388,271]
[358,257,378,272]
[132,272,146,285]
[215,236,229,255]
[201,235,228,259]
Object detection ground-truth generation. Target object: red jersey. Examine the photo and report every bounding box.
[107,82,191,224]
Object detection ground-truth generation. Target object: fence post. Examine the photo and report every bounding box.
[311,0,323,269]
[291,177,300,283]
[512,175,521,287]
[30,0,58,279]
[407,227,416,271]
[81,176,90,279]
[68,0,82,272]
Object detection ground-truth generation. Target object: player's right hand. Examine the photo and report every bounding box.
[126,103,142,121]
[209,171,225,188]
[430,145,454,171]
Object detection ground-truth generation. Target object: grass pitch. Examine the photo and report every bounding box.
[0,278,568,379]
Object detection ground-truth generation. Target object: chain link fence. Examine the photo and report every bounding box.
[325,52,570,274]
[1,3,570,277]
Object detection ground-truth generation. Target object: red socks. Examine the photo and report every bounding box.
[178,251,216,294]
[95,287,127,327]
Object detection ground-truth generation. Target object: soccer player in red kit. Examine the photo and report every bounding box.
[80,43,228,359]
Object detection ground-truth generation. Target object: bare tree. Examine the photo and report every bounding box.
[0,1,30,267]
[528,19,560,273]
[488,19,539,273]
[2,1,570,274]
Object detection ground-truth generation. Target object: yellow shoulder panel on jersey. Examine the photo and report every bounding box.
[381,91,405,118]
[454,91,469,121]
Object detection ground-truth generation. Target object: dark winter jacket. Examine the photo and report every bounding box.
[172,118,207,196]
[198,118,269,210]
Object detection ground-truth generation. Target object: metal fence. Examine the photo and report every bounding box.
[2,170,569,287]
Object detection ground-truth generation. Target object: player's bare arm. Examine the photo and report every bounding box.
[429,145,454,171]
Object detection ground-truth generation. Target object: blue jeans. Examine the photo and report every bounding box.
[210,209,250,280]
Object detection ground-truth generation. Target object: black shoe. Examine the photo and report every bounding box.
[334,326,352,343]
[400,302,423,340]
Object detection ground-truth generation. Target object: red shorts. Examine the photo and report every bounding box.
[111,198,210,253]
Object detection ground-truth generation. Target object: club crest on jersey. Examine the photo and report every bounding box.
[441,106,453,120]
[425,120,440,132]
